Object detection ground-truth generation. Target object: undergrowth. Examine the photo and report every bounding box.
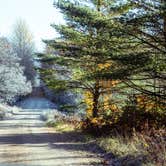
[47,116,166,166]
[46,97,166,166]
[98,128,166,165]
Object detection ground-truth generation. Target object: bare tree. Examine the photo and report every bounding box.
[11,19,36,85]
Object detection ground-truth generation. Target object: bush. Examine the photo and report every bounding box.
[118,94,166,132]
[79,111,121,136]
[138,128,166,165]
[118,105,166,132]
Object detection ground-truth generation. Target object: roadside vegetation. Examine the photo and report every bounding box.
[47,116,165,166]
[40,0,166,165]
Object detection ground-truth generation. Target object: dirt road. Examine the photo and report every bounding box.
[0,110,102,166]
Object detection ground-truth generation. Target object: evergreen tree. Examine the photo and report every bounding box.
[40,0,140,118]
[118,0,166,105]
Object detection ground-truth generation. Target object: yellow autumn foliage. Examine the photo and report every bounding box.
[136,95,165,112]
[99,79,119,88]
[110,104,119,112]
[84,80,119,118]
[103,95,110,110]
[83,61,120,118]
[84,91,93,117]
[98,62,111,70]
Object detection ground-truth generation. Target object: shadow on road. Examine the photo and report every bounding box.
[0,131,104,155]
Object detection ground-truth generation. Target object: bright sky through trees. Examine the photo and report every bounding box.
[0,0,64,51]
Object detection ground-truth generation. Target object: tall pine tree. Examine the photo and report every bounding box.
[40,0,135,118]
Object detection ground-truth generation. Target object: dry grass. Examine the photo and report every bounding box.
[46,114,166,165]
[98,135,143,157]
[47,120,75,132]
[97,129,166,165]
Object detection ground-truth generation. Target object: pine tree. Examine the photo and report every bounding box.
[40,0,139,118]
[118,0,166,106]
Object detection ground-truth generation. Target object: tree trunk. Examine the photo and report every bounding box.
[92,81,100,118]
[164,7,166,44]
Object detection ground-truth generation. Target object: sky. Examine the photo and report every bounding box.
[0,0,64,51]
